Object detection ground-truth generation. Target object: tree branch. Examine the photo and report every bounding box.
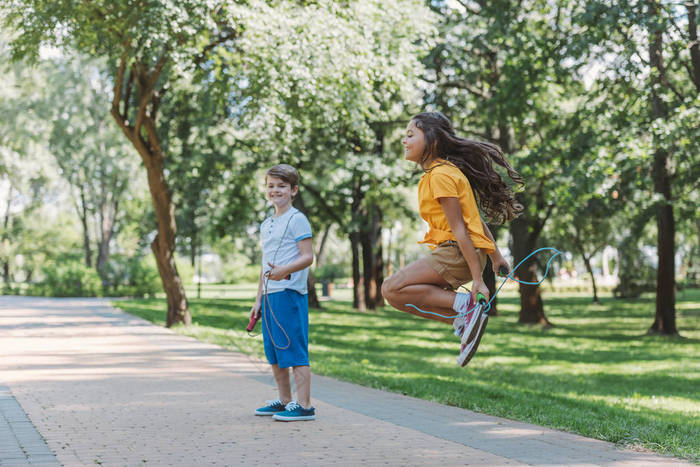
[133,56,168,141]
[686,1,700,93]
[303,184,344,225]
[123,67,134,123]
[455,0,482,16]
[110,52,132,137]
[662,3,690,40]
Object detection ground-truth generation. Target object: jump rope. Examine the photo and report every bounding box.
[246,210,299,350]
[249,231,562,340]
[406,247,563,320]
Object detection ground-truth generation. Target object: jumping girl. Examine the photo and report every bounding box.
[381,112,523,366]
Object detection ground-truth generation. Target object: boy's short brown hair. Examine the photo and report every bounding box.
[266,164,300,187]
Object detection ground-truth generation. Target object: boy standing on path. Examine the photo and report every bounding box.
[250,164,315,421]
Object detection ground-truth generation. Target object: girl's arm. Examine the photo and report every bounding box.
[439,197,490,301]
[266,238,314,281]
[480,220,510,275]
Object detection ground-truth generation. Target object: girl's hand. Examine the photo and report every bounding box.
[490,251,511,277]
[265,263,289,281]
[471,278,490,303]
[250,301,261,320]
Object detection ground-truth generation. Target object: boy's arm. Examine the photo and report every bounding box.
[480,219,510,275]
[266,238,314,281]
[439,197,489,301]
[250,271,264,319]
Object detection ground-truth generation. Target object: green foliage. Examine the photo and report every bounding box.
[102,254,161,298]
[115,290,700,462]
[314,263,346,282]
[219,0,436,235]
[175,259,195,286]
[220,262,260,284]
[217,250,260,284]
[30,261,103,297]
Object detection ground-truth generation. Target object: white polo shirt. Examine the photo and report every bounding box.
[260,207,313,294]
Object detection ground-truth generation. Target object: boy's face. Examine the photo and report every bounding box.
[266,176,297,209]
[402,120,426,163]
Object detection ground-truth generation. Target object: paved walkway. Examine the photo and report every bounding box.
[0,296,691,466]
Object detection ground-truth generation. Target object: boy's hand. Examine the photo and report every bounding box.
[265,263,290,281]
[250,301,261,320]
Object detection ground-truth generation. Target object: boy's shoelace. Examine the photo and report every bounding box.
[284,401,301,411]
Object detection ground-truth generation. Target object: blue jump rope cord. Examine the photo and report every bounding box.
[406,247,563,319]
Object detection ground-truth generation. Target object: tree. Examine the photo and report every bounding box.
[424,0,586,325]
[217,0,435,309]
[0,36,57,288]
[46,56,140,281]
[576,1,700,335]
[3,0,248,325]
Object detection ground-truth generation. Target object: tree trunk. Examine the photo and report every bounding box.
[573,226,599,304]
[360,205,384,309]
[307,272,320,308]
[2,187,11,286]
[374,225,385,308]
[350,231,365,310]
[314,224,331,268]
[583,255,599,304]
[484,223,502,316]
[647,3,678,335]
[509,193,552,326]
[145,156,190,327]
[483,257,498,316]
[78,188,92,268]
[350,173,365,311]
[686,2,700,93]
[96,197,118,285]
[111,55,190,327]
[2,262,8,288]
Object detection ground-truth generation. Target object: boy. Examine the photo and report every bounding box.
[250,164,315,421]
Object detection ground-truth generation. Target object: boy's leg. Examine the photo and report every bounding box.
[292,365,311,409]
[381,258,458,324]
[271,364,292,404]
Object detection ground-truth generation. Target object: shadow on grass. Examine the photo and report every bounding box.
[114,290,700,463]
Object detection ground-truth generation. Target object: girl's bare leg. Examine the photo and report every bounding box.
[381,258,460,324]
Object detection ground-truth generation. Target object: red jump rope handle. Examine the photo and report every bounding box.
[246,314,260,332]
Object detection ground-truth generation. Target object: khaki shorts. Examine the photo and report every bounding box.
[425,241,487,290]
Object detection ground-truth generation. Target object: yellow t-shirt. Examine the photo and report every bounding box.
[417,159,495,253]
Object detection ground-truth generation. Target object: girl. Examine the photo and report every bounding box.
[381,112,523,366]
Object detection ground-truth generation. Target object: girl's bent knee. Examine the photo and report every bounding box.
[381,280,395,300]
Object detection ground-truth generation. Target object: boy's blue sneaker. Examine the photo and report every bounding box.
[272,401,315,421]
[254,399,286,416]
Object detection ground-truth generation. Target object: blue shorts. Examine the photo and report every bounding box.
[261,289,309,369]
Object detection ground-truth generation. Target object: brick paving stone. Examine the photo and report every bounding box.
[0,296,692,467]
[0,382,59,466]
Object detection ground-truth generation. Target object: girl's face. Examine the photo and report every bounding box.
[266,176,297,210]
[402,120,427,164]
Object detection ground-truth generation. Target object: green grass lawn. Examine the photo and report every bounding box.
[114,288,700,462]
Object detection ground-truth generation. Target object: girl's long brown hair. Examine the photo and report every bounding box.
[412,112,523,224]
